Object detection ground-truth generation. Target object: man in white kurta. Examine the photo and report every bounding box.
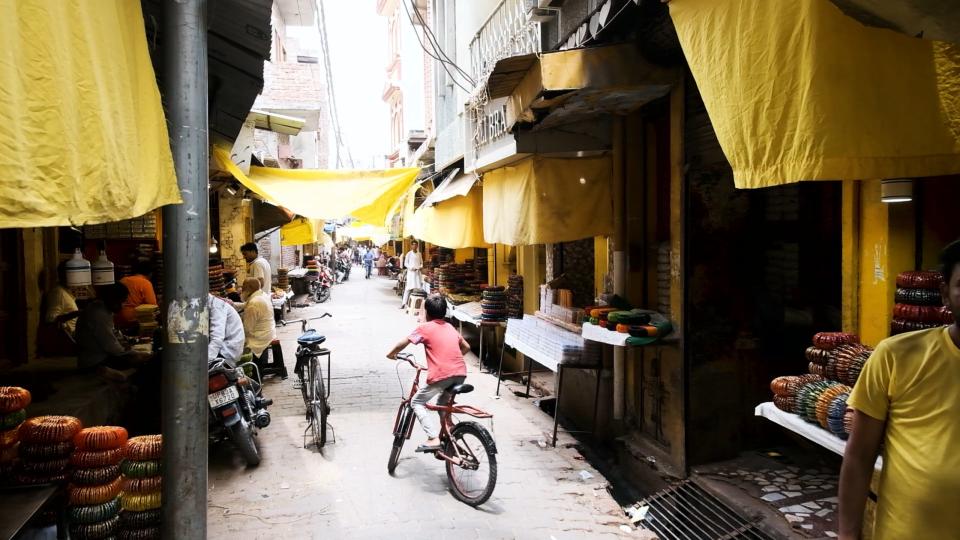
[401,240,423,308]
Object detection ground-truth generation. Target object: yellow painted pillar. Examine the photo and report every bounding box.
[842,181,861,333]
[857,180,916,347]
[594,236,610,300]
[516,245,545,314]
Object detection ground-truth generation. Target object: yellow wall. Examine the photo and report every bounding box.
[219,196,253,272]
[594,236,609,300]
[850,180,916,347]
[454,248,473,263]
[516,245,545,314]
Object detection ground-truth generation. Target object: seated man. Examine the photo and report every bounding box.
[209,293,244,364]
[239,278,279,377]
[75,282,149,377]
[116,259,158,329]
[38,262,81,356]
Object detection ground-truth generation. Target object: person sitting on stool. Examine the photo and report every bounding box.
[239,278,283,379]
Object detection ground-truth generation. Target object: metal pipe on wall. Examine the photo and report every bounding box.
[612,117,627,421]
[161,1,209,538]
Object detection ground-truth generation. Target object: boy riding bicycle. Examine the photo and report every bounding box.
[387,294,469,452]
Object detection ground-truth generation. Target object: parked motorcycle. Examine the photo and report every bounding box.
[309,265,333,303]
[207,357,272,466]
[335,258,351,283]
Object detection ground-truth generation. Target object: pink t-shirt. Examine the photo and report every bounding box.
[408,320,467,384]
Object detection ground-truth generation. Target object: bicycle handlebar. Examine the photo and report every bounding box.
[278,313,332,330]
[394,352,426,371]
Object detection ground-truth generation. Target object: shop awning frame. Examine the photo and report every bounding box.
[483,43,681,132]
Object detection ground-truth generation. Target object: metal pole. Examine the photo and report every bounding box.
[161,1,209,538]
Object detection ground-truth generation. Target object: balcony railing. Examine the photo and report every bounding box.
[469,0,541,87]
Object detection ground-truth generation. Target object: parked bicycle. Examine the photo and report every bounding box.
[280,313,333,449]
[388,352,498,506]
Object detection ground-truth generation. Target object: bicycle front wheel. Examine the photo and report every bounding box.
[388,404,414,475]
[445,421,498,506]
[310,359,328,448]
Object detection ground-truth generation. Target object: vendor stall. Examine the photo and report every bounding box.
[498,315,603,446]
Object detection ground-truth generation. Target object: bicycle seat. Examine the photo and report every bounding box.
[448,384,474,395]
[297,329,326,346]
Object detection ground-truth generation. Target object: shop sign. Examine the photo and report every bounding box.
[472,101,509,149]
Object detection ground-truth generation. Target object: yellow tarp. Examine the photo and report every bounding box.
[280,217,326,246]
[411,187,487,249]
[0,1,180,228]
[669,0,960,189]
[483,156,613,246]
[213,147,419,225]
[339,222,391,245]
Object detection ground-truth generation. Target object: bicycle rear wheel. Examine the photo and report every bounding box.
[310,359,328,448]
[445,421,497,506]
[388,404,414,475]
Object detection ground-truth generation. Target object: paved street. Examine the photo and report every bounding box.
[207,270,637,539]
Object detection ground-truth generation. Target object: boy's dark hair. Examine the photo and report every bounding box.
[941,239,960,284]
[240,242,258,253]
[100,282,129,306]
[424,294,447,321]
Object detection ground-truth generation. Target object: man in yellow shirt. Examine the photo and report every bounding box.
[839,239,960,539]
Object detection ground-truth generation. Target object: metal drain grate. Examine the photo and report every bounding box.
[637,480,773,540]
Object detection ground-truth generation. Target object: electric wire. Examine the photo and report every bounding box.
[407,0,475,86]
[401,0,473,94]
[315,0,354,168]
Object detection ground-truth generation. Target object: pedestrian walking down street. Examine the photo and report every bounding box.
[400,240,423,308]
[363,248,375,279]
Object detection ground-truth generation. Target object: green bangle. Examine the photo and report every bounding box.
[120,459,162,478]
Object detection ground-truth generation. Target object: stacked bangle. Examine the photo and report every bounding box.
[71,465,121,486]
[0,387,31,414]
[121,459,162,478]
[75,426,128,451]
[19,416,82,444]
[68,477,123,506]
[125,435,162,461]
[71,447,126,468]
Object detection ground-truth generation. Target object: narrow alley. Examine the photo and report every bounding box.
[207,273,635,540]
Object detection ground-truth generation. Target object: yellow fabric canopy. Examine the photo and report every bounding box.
[0,0,180,228]
[340,222,391,245]
[410,187,487,249]
[280,217,325,246]
[483,156,613,246]
[669,0,960,189]
[213,147,419,225]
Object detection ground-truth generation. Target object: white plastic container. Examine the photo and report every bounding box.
[91,250,115,285]
[65,249,92,287]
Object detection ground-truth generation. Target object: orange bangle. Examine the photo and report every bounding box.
[19,416,82,444]
[74,426,128,451]
[125,435,162,461]
[0,387,31,414]
[70,447,126,468]
[68,477,122,506]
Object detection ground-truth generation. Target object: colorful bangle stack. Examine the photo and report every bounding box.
[892,270,947,336]
[768,374,823,413]
[826,394,850,439]
[68,426,127,539]
[119,434,163,539]
[815,384,852,429]
[0,387,30,481]
[17,415,81,485]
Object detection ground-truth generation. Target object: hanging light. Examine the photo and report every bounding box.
[225,184,238,196]
[881,179,913,203]
[209,237,219,254]
[241,189,252,202]
[91,249,115,285]
[65,248,92,287]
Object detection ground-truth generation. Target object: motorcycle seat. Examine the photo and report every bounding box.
[297,329,326,346]
[448,384,473,395]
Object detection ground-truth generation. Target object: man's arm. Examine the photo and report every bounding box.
[386,337,410,359]
[838,410,885,540]
[459,335,470,356]
[208,302,226,360]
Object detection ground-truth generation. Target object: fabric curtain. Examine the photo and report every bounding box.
[669,0,960,188]
[213,148,419,225]
[0,0,180,227]
[411,187,487,249]
[482,156,613,246]
[280,217,320,246]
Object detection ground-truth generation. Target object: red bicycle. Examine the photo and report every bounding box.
[388,352,498,506]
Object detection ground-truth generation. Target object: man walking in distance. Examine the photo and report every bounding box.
[400,240,423,309]
[839,239,960,539]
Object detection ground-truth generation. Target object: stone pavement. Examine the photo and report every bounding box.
[208,270,639,539]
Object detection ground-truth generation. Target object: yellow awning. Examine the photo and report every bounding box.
[212,147,419,225]
[669,0,960,188]
[486,43,680,131]
[411,187,487,249]
[339,222,391,245]
[483,156,613,246]
[0,0,180,228]
[281,217,319,246]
